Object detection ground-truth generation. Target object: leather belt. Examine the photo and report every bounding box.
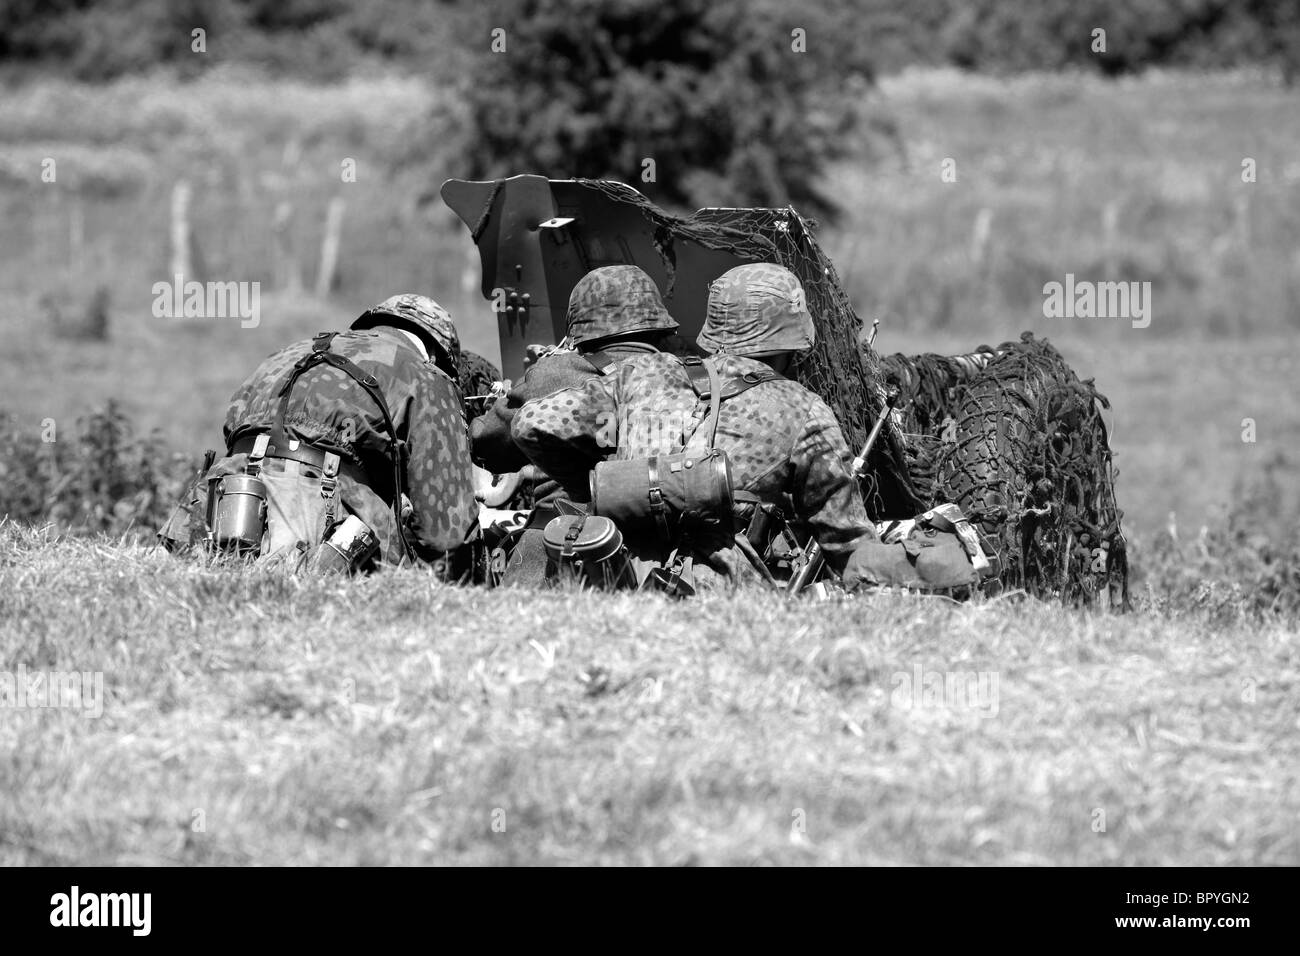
[230,433,371,487]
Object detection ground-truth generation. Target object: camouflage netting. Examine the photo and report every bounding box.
[577,180,921,518]
[884,333,1129,607]
[881,347,996,505]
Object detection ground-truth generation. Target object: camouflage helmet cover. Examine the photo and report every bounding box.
[352,293,461,377]
[566,265,679,347]
[697,263,814,357]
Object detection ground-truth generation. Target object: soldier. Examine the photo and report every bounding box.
[471,264,688,585]
[158,294,480,577]
[511,262,877,590]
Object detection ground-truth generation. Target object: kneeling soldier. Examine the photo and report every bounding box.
[159,294,480,577]
[511,263,878,592]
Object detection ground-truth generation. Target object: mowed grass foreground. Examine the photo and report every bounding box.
[1,525,1295,866]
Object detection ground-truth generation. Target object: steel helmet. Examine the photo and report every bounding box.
[566,265,678,348]
[352,294,461,378]
[697,263,814,358]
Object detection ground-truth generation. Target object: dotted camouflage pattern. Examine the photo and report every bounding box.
[566,265,678,346]
[351,294,462,376]
[471,341,661,505]
[219,328,479,564]
[697,263,814,357]
[511,351,875,572]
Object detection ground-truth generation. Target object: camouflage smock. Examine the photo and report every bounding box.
[470,341,663,505]
[510,350,875,574]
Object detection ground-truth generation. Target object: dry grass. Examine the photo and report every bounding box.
[1,523,1295,866]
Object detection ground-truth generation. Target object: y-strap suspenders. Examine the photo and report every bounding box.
[645,357,725,542]
[677,356,783,440]
[271,331,414,560]
[647,357,783,592]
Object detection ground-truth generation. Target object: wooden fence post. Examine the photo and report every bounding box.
[170,179,193,280]
[316,196,345,298]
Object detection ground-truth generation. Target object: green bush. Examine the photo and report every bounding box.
[0,401,194,536]
[1138,454,1300,618]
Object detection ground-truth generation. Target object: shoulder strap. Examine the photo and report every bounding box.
[273,332,403,459]
[683,359,783,401]
[676,357,723,452]
[584,350,617,374]
[700,360,723,450]
[729,366,785,397]
[680,355,710,393]
[679,358,784,451]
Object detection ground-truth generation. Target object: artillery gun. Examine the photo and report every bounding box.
[445,175,1128,608]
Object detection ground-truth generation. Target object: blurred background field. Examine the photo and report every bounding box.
[2,66,1297,544]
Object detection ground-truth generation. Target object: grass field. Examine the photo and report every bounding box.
[2,524,1295,866]
[2,67,1299,865]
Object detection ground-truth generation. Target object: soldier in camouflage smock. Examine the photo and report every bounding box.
[511,263,877,585]
[472,264,690,584]
[159,294,480,575]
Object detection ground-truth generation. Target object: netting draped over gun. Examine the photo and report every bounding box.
[787,385,901,594]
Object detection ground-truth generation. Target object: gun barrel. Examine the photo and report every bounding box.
[787,540,824,593]
[850,389,898,478]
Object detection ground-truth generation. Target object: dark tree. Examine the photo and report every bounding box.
[455,0,868,219]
